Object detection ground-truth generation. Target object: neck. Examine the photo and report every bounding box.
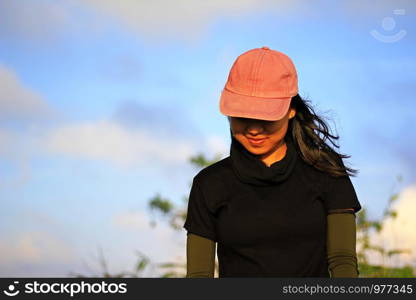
[259,140,287,167]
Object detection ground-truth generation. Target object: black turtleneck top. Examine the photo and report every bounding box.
[183,134,361,277]
[230,134,298,186]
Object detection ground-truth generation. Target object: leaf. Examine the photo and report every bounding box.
[189,153,222,168]
[389,210,397,218]
[148,194,174,214]
[387,249,412,257]
[389,193,399,203]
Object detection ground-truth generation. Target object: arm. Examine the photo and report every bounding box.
[327,208,359,278]
[186,233,216,278]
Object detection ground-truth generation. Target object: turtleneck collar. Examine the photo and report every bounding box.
[229,132,298,186]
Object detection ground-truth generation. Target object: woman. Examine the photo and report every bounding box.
[183,46,362,278]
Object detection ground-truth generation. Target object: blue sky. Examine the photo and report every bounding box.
[1,0,415,277]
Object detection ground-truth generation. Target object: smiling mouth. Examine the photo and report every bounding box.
[246,136,268,145]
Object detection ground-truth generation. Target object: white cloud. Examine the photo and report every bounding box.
[0,0,95,42]
[81,0,305,41]
[111,210,187,277]
[112,211,152,232]
[1,0,303,43]
[364,183,416,267]
[0,61,226,172]
[43,120,197,167]
[0,64,57,187]
[2,0,415,43]
[0,64,54,122]
[342,0,416,18]
[0,129,17,156]
[81,0,416,41]
[0,231,75,265]
[205,135,229,158]
[0,130,31,188]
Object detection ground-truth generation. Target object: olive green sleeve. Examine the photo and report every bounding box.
[186,233,216,278]
[327,211,359,278]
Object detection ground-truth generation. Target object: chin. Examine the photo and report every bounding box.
[242,143,270,156]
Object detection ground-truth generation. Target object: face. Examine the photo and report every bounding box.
[229,107,296,157]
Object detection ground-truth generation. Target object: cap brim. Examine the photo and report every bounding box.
[219,88,291,121]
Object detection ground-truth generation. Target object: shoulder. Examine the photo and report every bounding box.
[294,155,328,191]
[191,156,232,211]
[294,152,350,187]
[193,156,233,185]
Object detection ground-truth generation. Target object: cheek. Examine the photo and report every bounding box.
[267,122,287,134]
[266,125,289,142]
[230,122,244,133]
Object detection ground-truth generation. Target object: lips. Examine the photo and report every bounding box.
[246,136,268,145]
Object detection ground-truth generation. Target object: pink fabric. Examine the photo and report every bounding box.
[219,46,298,121]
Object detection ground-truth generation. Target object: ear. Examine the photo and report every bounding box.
[288,107,296,119]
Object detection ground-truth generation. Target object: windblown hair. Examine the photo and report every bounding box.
[288,94,358,178]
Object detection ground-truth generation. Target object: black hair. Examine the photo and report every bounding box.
[227,94,358,178]
[288,94,358,177]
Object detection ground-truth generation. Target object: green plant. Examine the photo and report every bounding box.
[356,175,414,277]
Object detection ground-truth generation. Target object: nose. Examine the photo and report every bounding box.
[245,121,264,135]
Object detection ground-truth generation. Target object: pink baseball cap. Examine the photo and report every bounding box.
[219,46,298,121]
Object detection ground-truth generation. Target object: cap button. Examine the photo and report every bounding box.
[261,46,270,50]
